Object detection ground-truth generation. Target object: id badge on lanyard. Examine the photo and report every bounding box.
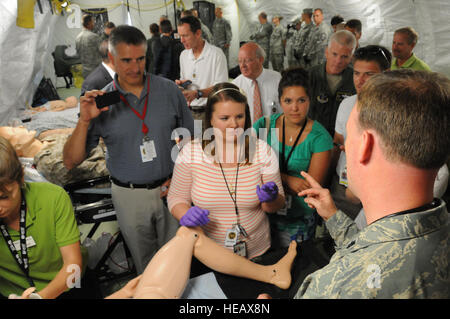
[140,136,157,163]
[114,79,155,163]
[225,224,248,258]
[339,166,348,186]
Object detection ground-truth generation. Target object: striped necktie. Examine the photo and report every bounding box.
[253,80,263,123]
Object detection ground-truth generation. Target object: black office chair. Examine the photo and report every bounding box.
[52,45,80,89]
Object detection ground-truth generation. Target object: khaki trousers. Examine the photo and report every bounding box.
[111,183,179,274]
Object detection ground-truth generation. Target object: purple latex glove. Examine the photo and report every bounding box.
[180,206,210,227]
[256,181,279,203]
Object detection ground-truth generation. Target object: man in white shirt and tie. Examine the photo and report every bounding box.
[232,42,282,123]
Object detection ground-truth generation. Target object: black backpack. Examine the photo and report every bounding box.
[32,77,60,107]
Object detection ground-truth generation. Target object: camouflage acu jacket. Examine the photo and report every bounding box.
[212,18,232,47]
[295,200,449,298]
[304,22,331,67]
[75,29,102,76]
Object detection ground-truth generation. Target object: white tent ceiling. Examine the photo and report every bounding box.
[1,0,450,125]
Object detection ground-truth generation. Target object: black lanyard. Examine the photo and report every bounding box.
[0,192,35,287]
[218,163,249,237]
[219,162,240,217]
[281,116,307,173]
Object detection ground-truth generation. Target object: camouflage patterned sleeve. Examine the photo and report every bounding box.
[325,209,361,249]
[225,19,232,43]
[201,23,213,43]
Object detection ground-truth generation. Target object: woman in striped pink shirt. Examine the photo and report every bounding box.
[168,82,285,260]
[104,84,297,299]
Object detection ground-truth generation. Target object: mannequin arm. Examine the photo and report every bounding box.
[38,128,74,140]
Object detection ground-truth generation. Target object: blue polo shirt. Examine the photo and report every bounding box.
[85,73,195,184]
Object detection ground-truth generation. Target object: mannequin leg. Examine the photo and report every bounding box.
[133,226,297,299]
[192,228,297,289]
[133,226,198,299]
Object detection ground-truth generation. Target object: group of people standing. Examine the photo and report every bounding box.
[1,4,448,300]
[250,8,332,73]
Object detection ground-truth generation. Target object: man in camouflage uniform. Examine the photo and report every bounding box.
[76,14,102,78]
[303,8,332,68]
[286,18,301,68]
[308,30,356,136]
[269,16,286,72]
[293,8,314,68]
[291,70,449,298]
[212,7,232,67]
[250,12,273,69]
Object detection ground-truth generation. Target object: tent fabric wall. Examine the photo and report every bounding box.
[1,0,450,126]
[236,0,450,77]
[0,0,58,125]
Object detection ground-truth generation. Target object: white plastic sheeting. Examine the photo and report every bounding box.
[1,0,450,125]
[236,0,450,75]
[0,0,59,125]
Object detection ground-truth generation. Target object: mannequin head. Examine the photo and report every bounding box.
[0,126,42,158]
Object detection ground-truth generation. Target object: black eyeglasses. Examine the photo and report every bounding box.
[354,46,390,67]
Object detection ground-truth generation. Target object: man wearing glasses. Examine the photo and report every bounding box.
[232,42,282,123]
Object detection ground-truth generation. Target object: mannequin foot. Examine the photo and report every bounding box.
[269,240,297,289]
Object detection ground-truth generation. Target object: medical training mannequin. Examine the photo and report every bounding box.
[27,96,78,115]
[0,126,74,157]
[107,226,297,299]
[42,96,78,112]
[0,126,107,186]
[0,126,45,158]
